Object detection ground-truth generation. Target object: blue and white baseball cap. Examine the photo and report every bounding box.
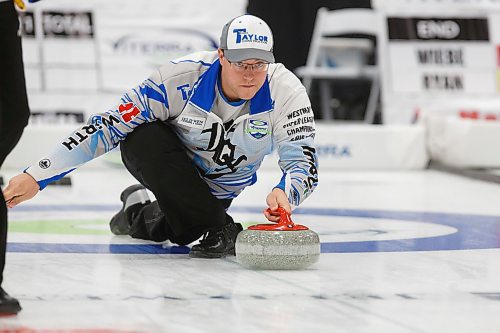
[220,14,275,63]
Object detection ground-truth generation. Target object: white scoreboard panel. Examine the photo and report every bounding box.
[374,0,500,123]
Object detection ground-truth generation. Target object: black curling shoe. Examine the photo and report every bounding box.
[109,184,151,235]
[189,223,243,258]
[0,288,21,316]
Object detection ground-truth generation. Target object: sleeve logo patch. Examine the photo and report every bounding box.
[178,115,206,129]
[39,159,51,169]
[118,102,140,123]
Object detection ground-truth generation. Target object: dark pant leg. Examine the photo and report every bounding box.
[0,1,31,286]
[120,121,229,245]
[0,1,31,166]
[0,190,6,287]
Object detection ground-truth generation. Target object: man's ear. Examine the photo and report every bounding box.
[217,49,224,62]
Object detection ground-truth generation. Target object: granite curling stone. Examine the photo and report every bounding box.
[235,207,320,270]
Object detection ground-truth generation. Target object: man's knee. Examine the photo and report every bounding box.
[128,201,170,242]
[122,122,181,155]
[121,122,188,173]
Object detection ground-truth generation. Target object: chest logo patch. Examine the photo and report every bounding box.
[178,115,206,129]
[246,119,270,139]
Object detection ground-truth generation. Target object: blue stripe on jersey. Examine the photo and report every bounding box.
[250,78,274,114]
[139,85,168,107]
[158,83,168,108]
[37,168,76,190]
[190,60,219,112]
[213,173,257,187]
[129,88,148,116]
[274,172,286,191]
[189,59,274,115]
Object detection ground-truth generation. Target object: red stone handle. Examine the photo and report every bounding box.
[248,207,309,231]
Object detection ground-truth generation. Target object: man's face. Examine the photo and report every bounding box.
[218,49,269,101]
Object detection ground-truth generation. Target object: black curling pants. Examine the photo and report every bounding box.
[0,1,31,285]
[120,121,233,245]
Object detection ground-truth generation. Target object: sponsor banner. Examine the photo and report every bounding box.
[261,124,428,170]
[45,68,98,90]
[418,103,500,121]
[384,97,500,124]
[19,10,94,38]
[42,39,96,65]
[23,67,42,91]
[4,123,428,170]
[41,11,96,65]
[2,124,106,170]
[98,26,220,90]
[42,11,94,38]
[95,0,246,91]
[30,111,85,124]
[18,8,97,91]
[19,0,246,92]
[19,10,96,65]
[21,39,40,65]
[426,115,500,167]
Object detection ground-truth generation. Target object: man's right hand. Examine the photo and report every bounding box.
[3,173,40,208]
[263,188,291,223]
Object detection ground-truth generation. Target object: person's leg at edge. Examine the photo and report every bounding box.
[0,0,31,315]
[112,121,242,257]
[0,191,22,315]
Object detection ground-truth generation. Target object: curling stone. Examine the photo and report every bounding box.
[235,208,320,270]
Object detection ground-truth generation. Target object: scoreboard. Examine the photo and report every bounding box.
[374,0,500,123]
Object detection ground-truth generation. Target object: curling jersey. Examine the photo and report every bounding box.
[26,51,318,206]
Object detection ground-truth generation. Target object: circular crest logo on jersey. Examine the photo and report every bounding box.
[39,159,51,169]
[246,119,270,139]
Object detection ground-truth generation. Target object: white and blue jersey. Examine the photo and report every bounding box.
[26,51,318,206]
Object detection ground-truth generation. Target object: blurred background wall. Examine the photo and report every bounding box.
[5,0,500,174]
